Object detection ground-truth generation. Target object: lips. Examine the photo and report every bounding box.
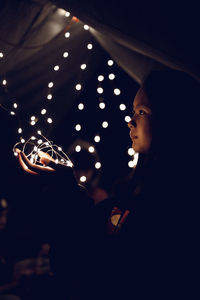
[130,132,138,140]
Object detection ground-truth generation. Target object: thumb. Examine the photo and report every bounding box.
[40,157,51,166]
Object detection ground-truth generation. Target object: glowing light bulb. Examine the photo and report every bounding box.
[75,145,81,152]
[75,124,81,131]
[108,60,114,66]
[47,94,52,100]
[0,52,3,58]
[65,32,70,38]
[65,11,70,17]
[21,138,25,143]
[102,121,108,128]
[57,8,67,16]
[14,152,18,157]
[78,103,84,110]
[95,162,101,169]
[75,84,82,91]
[119,104,126,111]
[34,146,38,152]
[97,87,103,94]
[47,118,52,123]
[87,43,93,50]
[88,146,95,153]
[128,148,135,156]
[63,52,69,58]
[54,65,59,71]
[80,176,86,182]
[80,64,87,70]
[13,103,18,108]
[98,75,104,82]
[31,136,36,140]
[108,73,115,80]
[41,109,46,115]
[31,116,36,121]
[48,82,54,88]
[84,25,89,30]
[30,120,36,125]
[94,135,100,142]
[125,116,131,122]
[37,139,43,144]
[114,88,121,95]
[10,111,15,115]
[58,147,62,151]
[128,161,134,168]
[37,130,42,135]
[2,79,7,85]
[99,102,105,109]
[18,128,22,134]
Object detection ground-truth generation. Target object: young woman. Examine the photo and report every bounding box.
[16,70,199,299]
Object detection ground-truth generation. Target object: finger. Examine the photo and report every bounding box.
[18,151,38,175]
[20,151,55,173]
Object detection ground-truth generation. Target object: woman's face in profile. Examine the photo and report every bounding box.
[128,88,152,154]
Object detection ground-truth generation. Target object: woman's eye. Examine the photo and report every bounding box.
[139,110,145,115]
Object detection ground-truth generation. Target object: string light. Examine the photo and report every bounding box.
[114,88,121,95]
[88,146,95,153]
[80,176,86,182]
[54,65,59,71]
[75,124,81,131]
[108,59,114,66]
[95,162,101,169]
[13,103,18,108]
[48,82,54,88]
[108,73,115,80]
[47,118,53,123]
[0,52,3,58]
[125,116,131,122]
[18,128,22,134]
[65,11,70,17]
[41,109,47,115]
[98,75,104,82]
[102,121,108,128]
[64,32,70,38]
[99,102,105,109]
[128,153,139,168]
[80,64,87,70]
[78,103,84,110]
[13,133,73,168]
[10,111,15,115]
[47,94,53,100]
[97,87,103,94]
[94,135,100,142]
[75,84,82,91]
[119,104,126,111]
[75,145,81,152]
[128,147,135,156]
[2,79,7,85]
[63,52,69,58]
[87,43,93,50]
[83,25,89,30]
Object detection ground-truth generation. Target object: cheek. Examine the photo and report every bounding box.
[139,120,152,151]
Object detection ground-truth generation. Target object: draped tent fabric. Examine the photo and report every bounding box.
[50,0,200,82]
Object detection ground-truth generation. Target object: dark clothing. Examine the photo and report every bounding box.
[47,155,196,299]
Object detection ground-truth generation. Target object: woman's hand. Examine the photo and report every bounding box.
[15,149,77,187]
[15,148,57,175]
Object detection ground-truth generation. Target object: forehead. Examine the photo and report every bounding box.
[133,87,150,107]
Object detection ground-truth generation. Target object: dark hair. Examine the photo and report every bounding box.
[125,70,200,210]
[142,70,200,159]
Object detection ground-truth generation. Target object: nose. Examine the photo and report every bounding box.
[128,118,136,128]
